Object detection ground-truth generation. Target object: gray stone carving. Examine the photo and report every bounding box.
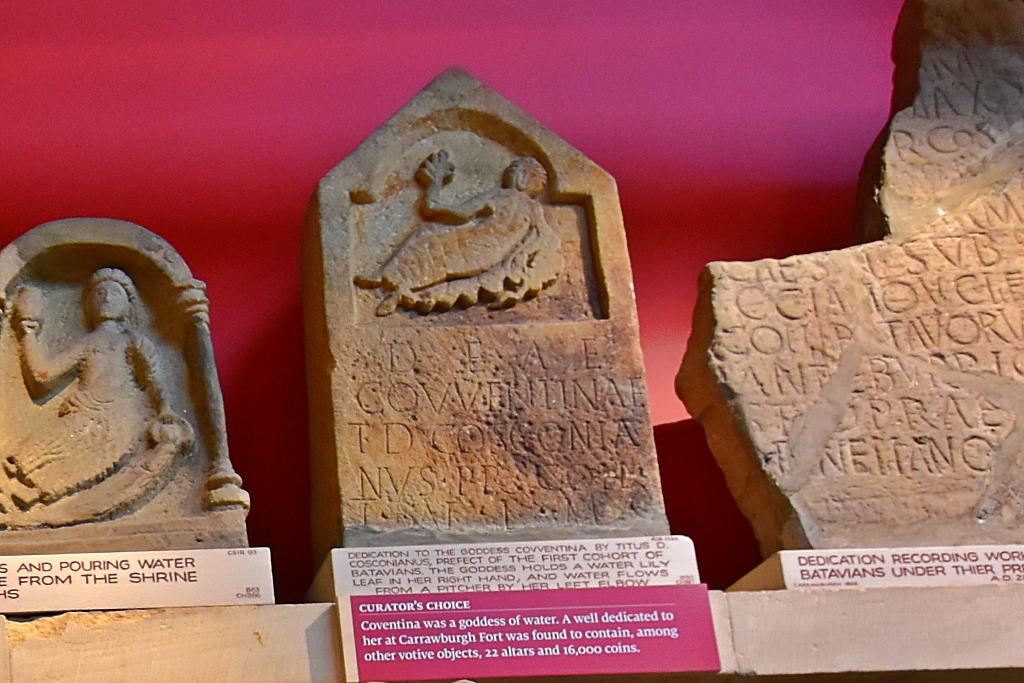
[354,149,563,316]
[678,0,1024,554]
[0,218,249,553]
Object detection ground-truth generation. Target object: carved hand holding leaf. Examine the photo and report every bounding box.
[355,149,563,316]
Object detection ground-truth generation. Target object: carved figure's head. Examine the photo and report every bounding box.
[85,268,139,327]
[502,157,547,198]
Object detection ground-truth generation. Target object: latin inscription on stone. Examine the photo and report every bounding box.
[345,335,652,531]
[678,0,1024,552]
[305,70,668,559]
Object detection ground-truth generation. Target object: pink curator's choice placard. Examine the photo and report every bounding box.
[338,585,720,682]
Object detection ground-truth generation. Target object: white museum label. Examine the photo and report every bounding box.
[780,544,1024,589]
[310,536,699,600]
[0,547,274,613]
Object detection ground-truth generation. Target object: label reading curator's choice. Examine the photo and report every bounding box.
[326,536,698,597]
[782,544,1024,589]
[339,585,719,682]
[0,547,274,613]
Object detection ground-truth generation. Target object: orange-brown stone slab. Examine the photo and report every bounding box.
[304,69,668,561]
[679,0,1024,554]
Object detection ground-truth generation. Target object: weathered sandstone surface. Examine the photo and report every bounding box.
[0,219,249,553]
[304,69,669,561]
[679,0,1024,553]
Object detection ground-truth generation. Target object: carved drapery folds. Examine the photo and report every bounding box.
[304,69,668,562]
[0,218,248,552]
[353,149,564,316]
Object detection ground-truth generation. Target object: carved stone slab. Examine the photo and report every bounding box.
[0,218,249,553]
[678,0,1024,554]
[304,69,668,560]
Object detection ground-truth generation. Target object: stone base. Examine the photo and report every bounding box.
[727,553,787,592]
[0,508,248,555]
[0,584,1018,681]
[0,603,340,683]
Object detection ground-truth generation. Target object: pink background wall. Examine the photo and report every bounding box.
[1,1,903,599]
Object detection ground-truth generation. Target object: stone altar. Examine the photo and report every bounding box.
[304,68,669,561]
[0,218,249,553]
[678,0,1024,554]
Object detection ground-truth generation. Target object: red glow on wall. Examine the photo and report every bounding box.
[0,1,903,600]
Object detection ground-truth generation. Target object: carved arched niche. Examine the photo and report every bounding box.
[305,69,669,559]
[0,218,249,553]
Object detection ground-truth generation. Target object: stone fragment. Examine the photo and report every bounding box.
[0,218,249,553]
[304,69,668,559]
[678,0,1024,553]
[6,604,341,683]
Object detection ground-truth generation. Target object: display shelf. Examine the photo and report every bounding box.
[0,603,340,683]
[2,584,1020,682]
[715,583,1024,680]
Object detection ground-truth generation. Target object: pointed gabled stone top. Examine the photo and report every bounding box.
[304,68,668,562]
[679,0,1024,555]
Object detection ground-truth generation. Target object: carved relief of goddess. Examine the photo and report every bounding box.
[355,150,564,315]
[3,268,193,515]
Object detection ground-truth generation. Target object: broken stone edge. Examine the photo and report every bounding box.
[677,266,807,557]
